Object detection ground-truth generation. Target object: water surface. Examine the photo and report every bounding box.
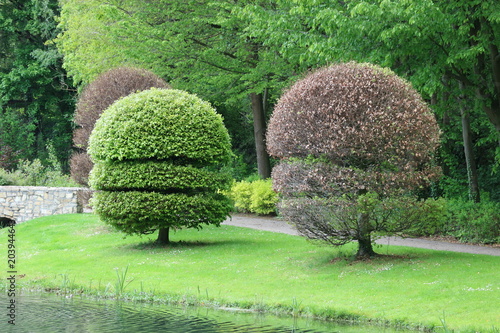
[1,293,412,333]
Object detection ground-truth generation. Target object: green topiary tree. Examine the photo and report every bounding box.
[88,88,233,244]
[267,62,442,258]
[71,67,170,186]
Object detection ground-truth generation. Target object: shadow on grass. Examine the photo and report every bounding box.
[125,238,258,251]
[322,248,422,266]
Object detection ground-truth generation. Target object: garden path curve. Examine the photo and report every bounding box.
[223,214,500,256]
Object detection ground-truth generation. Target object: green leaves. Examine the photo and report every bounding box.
[89,89,232,165]
[90,160,231,192]
[89,88,233,237]
[0,0,75,164]
[228,179,278,215]
[92,191,233,235]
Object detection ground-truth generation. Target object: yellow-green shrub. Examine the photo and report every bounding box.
[229,179,278,215]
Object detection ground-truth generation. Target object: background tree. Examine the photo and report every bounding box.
[245,0,500,201]
[56,0,304,179]
[71,67,170,186]
[88,88,233,244]
[0,0,75,167]
[267,63,442,258]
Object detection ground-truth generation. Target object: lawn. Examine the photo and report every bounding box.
[1,214,499,332]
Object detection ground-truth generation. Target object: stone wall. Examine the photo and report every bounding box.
[0,186,89,223]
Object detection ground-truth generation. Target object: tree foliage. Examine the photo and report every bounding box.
[0,0,75,166]
[254,0,500,200]
[4,0,498,204]
[56,0,303,178]
[71,66,169,186]
[89,88,233,243]
[267,63,442,258]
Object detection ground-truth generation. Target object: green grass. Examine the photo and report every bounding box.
[1,214,499,332]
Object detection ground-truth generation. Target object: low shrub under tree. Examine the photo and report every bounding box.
[88,88,233,244]
[267,62,442,258]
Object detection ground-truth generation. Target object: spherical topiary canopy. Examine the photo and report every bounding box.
[267,62,441,196]
[88,88,232,166]
[267,62,440,171]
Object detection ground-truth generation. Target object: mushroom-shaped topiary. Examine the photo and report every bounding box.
[267,62,442,258]
[88,88,233,244]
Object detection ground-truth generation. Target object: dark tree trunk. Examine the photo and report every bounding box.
[459,82,481,203]
[250,92,271,179]
[156,227,170,244]
[356,212,377,258]
[356,236,376,259]
[473,20,500,147]
[486,41,500,146]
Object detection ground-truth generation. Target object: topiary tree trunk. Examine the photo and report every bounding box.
[157,227,169,244]
[356,213,376,258]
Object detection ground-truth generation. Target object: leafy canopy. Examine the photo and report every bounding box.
[267,62,442,257]
[89,88,233,240]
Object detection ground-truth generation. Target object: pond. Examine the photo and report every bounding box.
[1,293,413,333]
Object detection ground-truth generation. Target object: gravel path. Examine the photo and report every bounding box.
[223,214,500,256]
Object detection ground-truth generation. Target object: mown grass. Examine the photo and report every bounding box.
[1,214,499,332]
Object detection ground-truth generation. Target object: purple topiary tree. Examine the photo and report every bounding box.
[267,62,442,258]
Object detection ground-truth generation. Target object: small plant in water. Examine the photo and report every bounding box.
[253,295,266,312]
[59,273,75,293]
[291,297,302,317]
[439,311,454,333]
[114,266,134,297]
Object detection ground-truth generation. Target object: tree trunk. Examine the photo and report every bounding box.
[356,237,376,259]
[487,42,500,147]
[458,82,481,203]
[250,92,271,179]
[156,227,170,244]
[356,212,376,258]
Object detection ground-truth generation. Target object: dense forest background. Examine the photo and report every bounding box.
[1,0,499,203]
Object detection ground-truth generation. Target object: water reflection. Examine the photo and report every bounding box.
[0,294,408,333]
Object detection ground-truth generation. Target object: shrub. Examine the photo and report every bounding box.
[401,197,500,244]
[0,168,23,186]
[0,159,79,187]
[249,179,279,215]
[69,152,92,186]
[71,67,169,186]
[0,139,20,170]
[229,181,253,212]
[445,199,500,244]
[400,197,448,237]
[228,179,278,215]
[266,62,442,258]
[89,88,233,244]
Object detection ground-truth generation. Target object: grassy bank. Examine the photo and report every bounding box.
[1,214,499,332]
